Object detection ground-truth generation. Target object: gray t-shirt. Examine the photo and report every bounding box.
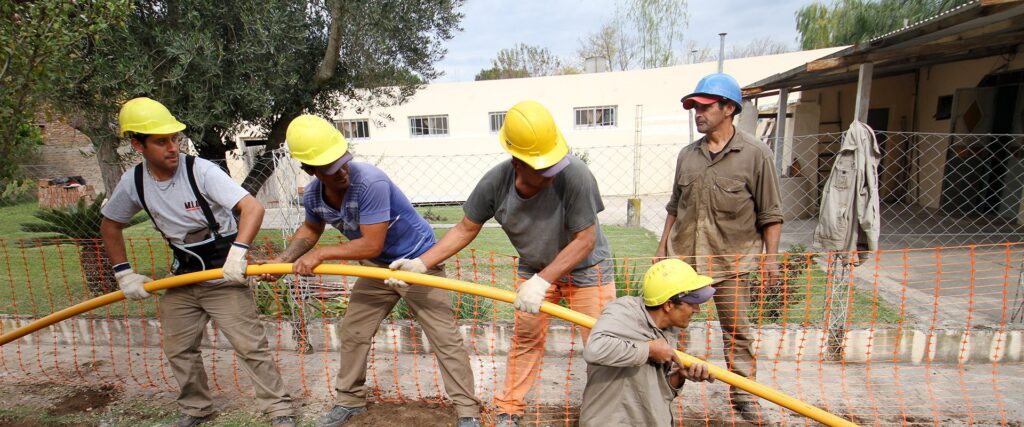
[463,154,611,283]
[102,154,248,246]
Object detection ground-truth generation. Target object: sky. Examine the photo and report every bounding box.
[434,0,817,83]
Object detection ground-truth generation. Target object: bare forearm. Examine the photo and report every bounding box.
[278,223,322,262]
[656,214,676,256]
[100,218,129,265]
[233,196,264,245]
[420,217,481,268]
[316,238,382,261]
[538,224,596,282]
[762,222,781,256]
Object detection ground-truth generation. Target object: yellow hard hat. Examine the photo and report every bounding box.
[499,100,569,171]
[285,115,349,166]
[642,259,715,306]
[118,97,186,138]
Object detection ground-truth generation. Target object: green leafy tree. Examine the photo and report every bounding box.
[54,0,463,195]
[577,0,687,70]
[796,0,970,49]
[20,194,146,295]
[0,0,131,183]
[476,43,564,80]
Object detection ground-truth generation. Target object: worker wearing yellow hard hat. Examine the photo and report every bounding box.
[102,97,297,427]
[580,259,717,426]
[267,114,483,427]
[387,100,616,427]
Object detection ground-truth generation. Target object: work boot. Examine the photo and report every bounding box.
[495,413,521,427]
[732,400,765,425]
[317,405,367,427]
[171,413,213,427]
[457,416,482,427]
[272,415,297,427]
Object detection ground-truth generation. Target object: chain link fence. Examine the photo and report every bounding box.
[227,130,1024,251]
[14,130,1024,253]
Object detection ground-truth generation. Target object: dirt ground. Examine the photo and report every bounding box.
[0,382,767,427]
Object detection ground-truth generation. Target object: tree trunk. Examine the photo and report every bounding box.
[78,239,115,296]
[94,135,124,195]
[240,114,290,195]
[66,112,124,195]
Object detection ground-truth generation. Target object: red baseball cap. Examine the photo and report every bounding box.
[681,94,722,110]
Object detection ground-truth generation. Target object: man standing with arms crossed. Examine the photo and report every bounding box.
[388,100,616,427]
[100,97,295,427]
[655,73,783,423]
[263,115,482,427]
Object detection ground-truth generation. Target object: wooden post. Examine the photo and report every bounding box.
[853,62,874,123]
[774,88,789,175]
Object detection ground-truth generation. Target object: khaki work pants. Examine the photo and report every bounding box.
[493,279,615,415]
[712,273,757,404]
[159,283,294,417]
[332,264,482,418]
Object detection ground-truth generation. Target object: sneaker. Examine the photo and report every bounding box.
[495,413,521,427]
[457,417,482,427]
[317,405,367,427]
[272,415,297,427]
[171,414,213,427]
[732,400,765,424]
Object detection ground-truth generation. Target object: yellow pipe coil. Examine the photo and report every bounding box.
[0,264,857,427]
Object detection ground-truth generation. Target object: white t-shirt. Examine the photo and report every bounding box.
[102,154,248,245]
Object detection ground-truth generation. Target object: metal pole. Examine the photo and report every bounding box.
[718,33,726,72]
[689,50,697,141]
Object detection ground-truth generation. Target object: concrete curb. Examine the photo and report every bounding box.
[3,315,1021,364]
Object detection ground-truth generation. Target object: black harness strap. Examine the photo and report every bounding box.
[184,155,221,238]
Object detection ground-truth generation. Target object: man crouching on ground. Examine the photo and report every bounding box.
[579,259,716,427]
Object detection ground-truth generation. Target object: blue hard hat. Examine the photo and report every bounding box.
[681,73,743,114]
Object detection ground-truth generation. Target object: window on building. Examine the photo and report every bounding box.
[336,119,370,140]
[409,115,449,137]
[574,106,617,128]
[489,111,506,133]
[934,95,953,120]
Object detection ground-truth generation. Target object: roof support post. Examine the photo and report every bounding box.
[853,62,874,123]
[774,87,789,174]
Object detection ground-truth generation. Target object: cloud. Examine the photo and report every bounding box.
[433,0,813,82]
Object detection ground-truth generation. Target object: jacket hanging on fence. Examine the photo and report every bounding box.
[814,121,881,257]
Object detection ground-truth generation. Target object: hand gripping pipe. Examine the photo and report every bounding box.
[0,264,857,426]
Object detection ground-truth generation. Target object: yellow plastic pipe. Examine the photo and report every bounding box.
[0,264,857,427]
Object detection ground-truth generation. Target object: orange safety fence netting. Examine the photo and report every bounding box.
[1,237,1023,426]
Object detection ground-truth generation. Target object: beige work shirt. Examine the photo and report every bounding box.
[665,128,783,277]
[580,296,680,427]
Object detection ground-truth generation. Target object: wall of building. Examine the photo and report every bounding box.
[913,54,1024,210]
[22,118,106,194]
[797,52,1024,211]
[228,48,843,207]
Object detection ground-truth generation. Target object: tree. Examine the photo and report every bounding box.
[576,18,636,71]
[0,0,132,184]
[576,0,687,71]
[54,0,463,195]
[475,43,563,80]
[727,37,793,59]
[796,0,969,49]
[629,0,688,69]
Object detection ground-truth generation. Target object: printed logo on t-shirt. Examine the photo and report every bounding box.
[184,200,201,212]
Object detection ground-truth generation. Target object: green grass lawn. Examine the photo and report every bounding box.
[0,200,900,326]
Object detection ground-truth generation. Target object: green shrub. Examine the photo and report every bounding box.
[19,193,147,295]
[0,179,36,206]
[749,244,818,324]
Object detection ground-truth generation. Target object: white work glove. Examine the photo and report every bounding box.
[114,263,152,301]
[514,274,551,314]
[384,258,428,289]
[222,242,249,284]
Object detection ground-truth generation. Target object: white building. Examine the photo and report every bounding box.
[230,48,842,231]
